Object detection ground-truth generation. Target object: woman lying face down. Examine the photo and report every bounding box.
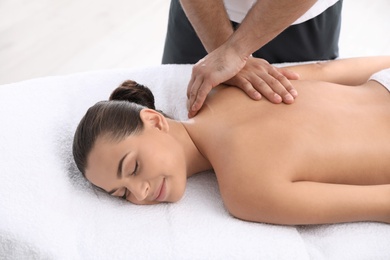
[73,56,390,225]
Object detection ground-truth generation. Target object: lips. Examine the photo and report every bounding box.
[155,178,166,202]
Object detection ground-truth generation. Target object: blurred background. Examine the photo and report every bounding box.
[0,0,389,85]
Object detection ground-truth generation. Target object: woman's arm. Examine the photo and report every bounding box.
[224,178,390,225]
[284,56,390,85]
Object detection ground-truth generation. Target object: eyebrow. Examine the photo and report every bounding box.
[107,152,129,195]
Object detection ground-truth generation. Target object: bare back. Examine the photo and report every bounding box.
[185,80,390,224]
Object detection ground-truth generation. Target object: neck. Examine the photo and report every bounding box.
[167,119,212,177]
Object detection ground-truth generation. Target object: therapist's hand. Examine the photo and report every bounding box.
[226,57,299,99]
[187,44,246,118]
[187,50,299,118]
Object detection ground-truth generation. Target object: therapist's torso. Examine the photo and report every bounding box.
[223,0,340,24]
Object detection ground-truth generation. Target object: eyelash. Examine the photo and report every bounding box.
[132,161,138,176]
[121,161,138,200]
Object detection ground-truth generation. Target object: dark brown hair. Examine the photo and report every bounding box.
[72,80,157,176]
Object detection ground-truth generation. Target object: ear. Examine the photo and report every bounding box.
[139,109,169,132]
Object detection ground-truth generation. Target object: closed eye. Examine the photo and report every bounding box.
[132,161,138,176]
[121,161,138,200]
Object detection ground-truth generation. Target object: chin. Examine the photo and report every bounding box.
[170,196,182,203]
[169,185,186,203]
[166,191,183,203]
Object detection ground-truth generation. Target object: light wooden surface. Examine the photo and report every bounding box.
[0,0,389,85]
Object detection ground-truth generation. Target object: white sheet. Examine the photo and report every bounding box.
[0,64,389,259]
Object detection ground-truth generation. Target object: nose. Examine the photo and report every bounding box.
[127,179,149,202]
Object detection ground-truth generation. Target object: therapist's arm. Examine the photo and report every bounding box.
[179,0,233,52]
[180,0,300,117]
[230,0,317,57]
[187,0,316,118]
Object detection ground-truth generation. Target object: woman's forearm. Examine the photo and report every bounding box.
[284,56,390,85]
[179,0,234,53]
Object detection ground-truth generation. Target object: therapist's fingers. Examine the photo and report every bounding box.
[187,78,212,118]
[273,67,300,97]
[262,67,298,104]
[226,58,300,104]
[186,73,195,99]
[242,72,284,103]
[276,67,300,81]
[186,45,249,117]
[225,76,263,101]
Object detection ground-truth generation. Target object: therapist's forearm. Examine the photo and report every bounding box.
[227,0,317,58]
[179,0,234,53]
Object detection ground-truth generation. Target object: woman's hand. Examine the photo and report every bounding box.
[187,53,299,118]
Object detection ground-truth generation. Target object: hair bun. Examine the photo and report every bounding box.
[109,80,155,109]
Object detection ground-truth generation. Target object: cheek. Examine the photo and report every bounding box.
[143,151,178,178]
[151,135,185,168]
[169,173,187,202]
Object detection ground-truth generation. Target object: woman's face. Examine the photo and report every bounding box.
[85,109,188,205]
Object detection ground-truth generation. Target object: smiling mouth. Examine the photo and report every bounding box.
[155,178,166,202]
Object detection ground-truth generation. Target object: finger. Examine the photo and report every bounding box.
[186,74,196,99]
[267,68,297,103]
[274,68,299,97]
[226,77,262,100]
[186,98,191,113]
[277,67,300,80]
[190,80,212,113]
[188,107,199,118]
[188,109,197,119]
[187,81,209,119]
[188,76,204,113]
[250,75,283,104]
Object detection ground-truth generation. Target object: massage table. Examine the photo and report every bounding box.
[1,64,389,259]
